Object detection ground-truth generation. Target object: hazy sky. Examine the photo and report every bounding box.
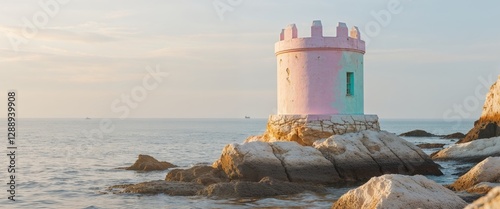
[1,0,499,119]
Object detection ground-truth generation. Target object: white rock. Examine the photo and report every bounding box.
[332,174,467,209]
[450,157,500,191]
[432,136,500,160]
[465,186,500,209]
[213,141,288,182]
[313,130,442,181]
[270,141,340,183]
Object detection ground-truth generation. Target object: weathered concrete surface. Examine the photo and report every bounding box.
[332,174,467,209]
[246,114,380,146]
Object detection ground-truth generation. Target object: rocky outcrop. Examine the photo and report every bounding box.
[313,130,442,181]
[125,155,177,171]
[460,77,500,144]
[399,129,438,137]
[108,180,204,196]
[450,157,500,194]
[417,143,445,149]
[199,177,325,198]
[442,132,466,139]
[465,187,500,209]
[165,166,228,185]
[432,136,500,161]
[215,131,441,184]
[332,174,467,209]
[213,141,340,184]
[245,115,380,146]
[467,182,500,194]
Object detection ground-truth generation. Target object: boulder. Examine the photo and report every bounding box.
[467,182,500,194]
[399,129,438,137]
[269,142,340,184]
[431,137,500,161]
[442,132,466,139]
[313,130,442,181]
[165,166,228,185]
[213,141,289,182]
[199,176,325,198]
[450,157,500,192]
[465,187,500,209]
[109,180,204,196]
[332,174,467,209]
[417,143,446,149]
[125,155,177,171]
[460,77,500,144]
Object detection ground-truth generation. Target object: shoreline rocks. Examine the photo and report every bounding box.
[165,165,228,185]
[450,157,500,194]
[417,143,446,149]
[431,136,500,161]
[332,174,467,209]
[460,76,500,144]
[399,129,438,137]
[465,187,500,209]
[124,155,177,171]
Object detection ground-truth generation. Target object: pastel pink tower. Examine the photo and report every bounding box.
[275,20,366,115]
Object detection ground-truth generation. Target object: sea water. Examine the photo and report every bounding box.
[0,118,475,208]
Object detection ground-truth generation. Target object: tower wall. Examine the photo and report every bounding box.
[275,21,365,115]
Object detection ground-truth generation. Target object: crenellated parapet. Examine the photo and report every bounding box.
[275,20,365,55]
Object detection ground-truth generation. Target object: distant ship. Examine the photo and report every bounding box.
[244,116,250,119]
[85,117,91,120]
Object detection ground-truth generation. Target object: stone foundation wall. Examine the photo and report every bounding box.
[247,114,380,146]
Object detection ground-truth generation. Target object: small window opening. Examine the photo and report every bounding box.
[347,72,354,96]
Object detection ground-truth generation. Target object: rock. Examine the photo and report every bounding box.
[165,166,228,185]
[442,132,466,139]
[199,176,325,198]
[213,141,340,184]
[125,155,177,171]
[270,141,340,184]
[460,77,500,144]
[465,187,500,209]
[431,137,500,161]
[399,129,438,137]
[467,182,500,194]
[109,180,204,196]
[417,143,446,149]
[313,130,442,181]
[332,174,467,209]
[245,115,380,146]
[450,157,500,192]
[213,141,289,182]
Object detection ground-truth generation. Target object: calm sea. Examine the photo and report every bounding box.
[0,118,476,209]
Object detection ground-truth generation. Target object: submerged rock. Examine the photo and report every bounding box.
[165,166,228,186]
[417,143,446,149]
[450,157,500,193]
[431,137,500,161]
[313,130,442,181]
[109,180,204,196]
[465,187,500,209]
[460,76,500,144]
[199,176,325,198]
[332,174,467,209]
[399,129,438,137]
[125,155,177,171]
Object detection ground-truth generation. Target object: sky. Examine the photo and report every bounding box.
[0,0,499,119]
